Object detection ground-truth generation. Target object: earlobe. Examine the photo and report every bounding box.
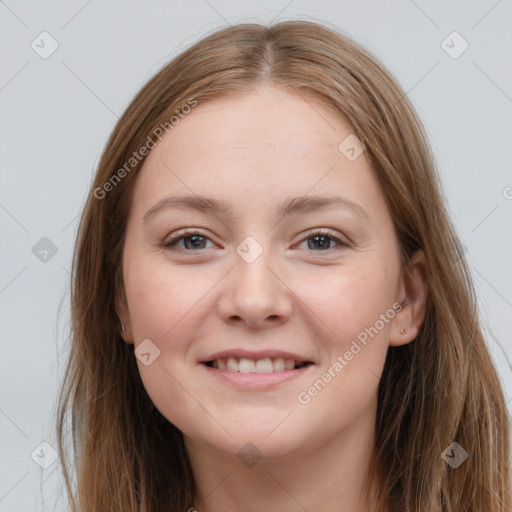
[389,250,429,347]
[115,293,134,345]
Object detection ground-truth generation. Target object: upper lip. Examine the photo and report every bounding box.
[200,349,313,364]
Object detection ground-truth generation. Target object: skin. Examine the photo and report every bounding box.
[117,85,428,512]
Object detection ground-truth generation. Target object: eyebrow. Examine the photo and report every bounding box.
[143,194,370,222]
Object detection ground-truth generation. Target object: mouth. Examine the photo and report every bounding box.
[200,352,315,389]
[202,356,313,373]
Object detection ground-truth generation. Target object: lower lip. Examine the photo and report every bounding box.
[200,363,314,390]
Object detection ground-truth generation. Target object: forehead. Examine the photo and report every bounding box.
[129,85,385,223]
[161,86,352,162]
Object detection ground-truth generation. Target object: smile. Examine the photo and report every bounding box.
[200,355,315,390]
[203,356,312,373]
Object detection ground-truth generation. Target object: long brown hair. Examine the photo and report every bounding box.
[55,19,511,511]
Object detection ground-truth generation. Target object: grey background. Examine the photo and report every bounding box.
[1,1,511,510]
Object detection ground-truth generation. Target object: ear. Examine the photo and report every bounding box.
[389,249,429,347]
[116,290,134,345]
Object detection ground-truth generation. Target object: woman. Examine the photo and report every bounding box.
[55,19,511,512]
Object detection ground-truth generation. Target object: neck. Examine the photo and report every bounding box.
[185,394,387,512]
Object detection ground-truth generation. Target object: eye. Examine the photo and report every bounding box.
[162,229,348,253]
[163,230,215,251]
[296,229,347,251]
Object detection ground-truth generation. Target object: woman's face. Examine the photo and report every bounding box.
[119,85,425,461]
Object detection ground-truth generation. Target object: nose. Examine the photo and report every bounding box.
[216,245,293,329]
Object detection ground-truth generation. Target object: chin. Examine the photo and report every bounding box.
[197,419,314,463]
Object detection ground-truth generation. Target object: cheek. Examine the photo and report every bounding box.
[294,265,393,419]
[294,257,397,411]
[124,258,211,430]
[125,254,205,340]
[298,259,397,343]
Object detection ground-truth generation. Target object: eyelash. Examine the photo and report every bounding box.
[162,229,348,253]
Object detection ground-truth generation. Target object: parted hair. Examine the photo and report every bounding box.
[55,19,511,512]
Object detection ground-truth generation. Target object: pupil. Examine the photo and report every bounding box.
[309,235,329,250]
[185,235,205,249]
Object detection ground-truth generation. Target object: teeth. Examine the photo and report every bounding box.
[227,357,238,372]
[284,359,295,370]
[273,357,285,371]
[210,356,307,373]
[239,358,256,373]
[255,357,273,373]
